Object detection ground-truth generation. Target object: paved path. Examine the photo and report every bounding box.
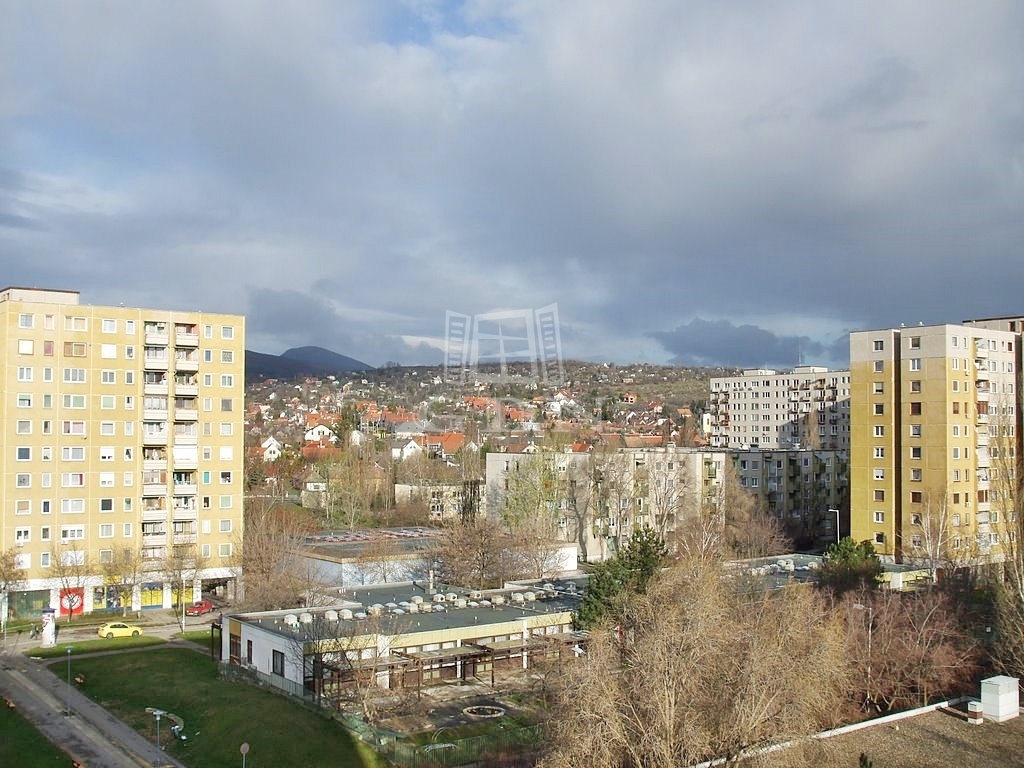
[0,615,216,767]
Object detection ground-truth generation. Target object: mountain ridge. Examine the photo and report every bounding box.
[245,346,373,381]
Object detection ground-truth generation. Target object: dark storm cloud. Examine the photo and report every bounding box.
[650,318,843,369]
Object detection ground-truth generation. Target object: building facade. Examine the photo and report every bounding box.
[0,287,245,619]
[708,367,851,451]
[850,323,1017,564]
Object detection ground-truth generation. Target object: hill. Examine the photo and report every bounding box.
[245,347,372,381]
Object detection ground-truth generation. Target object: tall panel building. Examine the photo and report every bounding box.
[0,287,245,619]
[708,367,851,451]
[850,323,1017,564]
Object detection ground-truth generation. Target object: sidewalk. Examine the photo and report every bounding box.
[0,636,196,767]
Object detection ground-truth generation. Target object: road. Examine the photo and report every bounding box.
[0,614,218,767]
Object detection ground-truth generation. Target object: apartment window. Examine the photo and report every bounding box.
[953,447,961,459]
[873,468,885,480]
[874,532,885,545]
[873,403,884,415]
[220,374,234,387]
[41,500,51,514]
[911,446,922,459]
[219,519,233,533]
[17,366,32,381]
[63,367,87,383]
[203,374,213,386]
[17,393,32,408]
[953,469,961,482]
[18,313,34,328]
[123,472,133,486]
[874,489,885,502]
[63,342,87,357]
[100,395,116,409]
[16,446,31,461]
[99,446,115,462]
[221,325,234,340]
[61,499,85,514]
[62,473,85,488]
[873,360,884,373]
[910,424,922,437]
[43,340,54,356]
[124,523,133,537]
[203,349,213,363]
[219,495,232,509]
[873,339,884,351]
[219,447,234,461]
[909,358,921,371]
[272,649,284,676]
[15,500,30,515]
[125,320,135,334]
[220,398,233,412]
[125,345,135,359]
[874,425,885,437]
[124,497,133,512]
[63,394,86,409]
[872,382,884,394]
[201,544,212,558]
[953,425,960,437]
[204,324,213,338]
[100,422,116,436]
[99,473,115,488]
[62,446,85,461]
[41,473,51,488]
[953,401,960,414]
[874,447,885,459]
[40,552,50,568]
[99,524,114,538]
[873,511,885,523]
[911,468,922,481]
[64,316,87,331]
[60,525,85,541]
[219,423,233,436]
[202,447,212,461]
[910,402,922,416]
[909,336,921,349]
[220,471,232,484]
[16,420,31,435]
[102,370,116,384]
[219,543,233,558]
[221,350,234,364]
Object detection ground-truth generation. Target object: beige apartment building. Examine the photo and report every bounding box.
[0,287,245,620]
[850,322,1018,564]
[708,367,851,452]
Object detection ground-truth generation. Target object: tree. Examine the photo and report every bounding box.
[237,497,319,610]
[0,547,25,628]
[816,537,883,596]
[574,527,667,630]
[430,517,526,590]
[354,532,405,585]
[50,543,89,622]
[100,547,148,617]
[842,588,981,712]
[163,544,208,632]
[541,560,851,768]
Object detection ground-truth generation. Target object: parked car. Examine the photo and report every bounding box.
[185,599,214,616]
[98,621,142,639]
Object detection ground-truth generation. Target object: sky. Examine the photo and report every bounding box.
[2,1,1023,370]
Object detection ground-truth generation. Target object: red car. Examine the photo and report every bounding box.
[185,599,214,616]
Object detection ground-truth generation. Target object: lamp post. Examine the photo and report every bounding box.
[829,508,840,544]
[152,708,166,766]
[853,602,873,706]
[65,645,74,716]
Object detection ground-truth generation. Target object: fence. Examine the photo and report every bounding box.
[381,724,543,768]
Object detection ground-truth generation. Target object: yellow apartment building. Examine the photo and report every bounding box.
[850,322,1017,565]
[0,287,245,620]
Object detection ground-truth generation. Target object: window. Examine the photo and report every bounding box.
[100,343,117,358]
[219,543,233,557]
[125,370,134,384]
[873,339,884,351]
[17,393,32,408]
[953,401,960,414]
[220,374,234,387]
[60,525,85,541]
[203,374,213,386]
[125,345,135,359]
[100,395,116,409]
[953,447,961,459]
[874,489,885,502]
[40,552,51,568]
[909,358,921,371]
[911,468,922,481]
[63,394,86,409]
[220,471,232,484]
[61,499,85,514]
[911,446,922,459]
[219,423,233,436]
[873,511,885,523]
[874,468,885,480]
[873,403,884,415]
[100,422,116,436]
[99,524,114,538]
[99,473,115,487]
[201,544,212,558]
[203,349,213,363]
[125,396,134,409]
[17,366,32,381]
[16,446,31,461]
[873,360,884,373]
[102,318,117,333]
[221,350,234,363]
[15,500,30,515]
[124,498,133,512]
[41,526,50,541]
[874,425,885,437]
[62,446,85,461]
[219,519,233,533]
[16,473,30,488]
[99,446,114,462]
[272,649,284,676]
[953,425,960,437]
[63,341,87,357]
[219,446,233,461]
[18,313,34,328]
[125,320,135,334]
[219,495,232,509]
[63,367,87,383]
[102,370,116,384]
[16,420,31,435]
[18,338,34,355]
[874,532,885,545]
[221,325,234,340]
[910,402,922,416]
[910,424,922,437]
[123,523,133,537]
[61,473,85,488]
[872,382,884,394]
[43,340,53,356]
[64,316,87,331]
[15,527,30,544]
[220,398,233,412]
[874,447,885,458]
[909,336,921,349]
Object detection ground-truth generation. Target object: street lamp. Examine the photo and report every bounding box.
[65,646,74,716]
[151,708,166,765]
[829,508,840,544]
[853,602,873,707]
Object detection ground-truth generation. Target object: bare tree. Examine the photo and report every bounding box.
[100,547,148,617]
[50,543,89,622]
[540,560,851,768]
[237,497,317,610]
[500,452,572,578]
[431,517,526,590]
[162,544,208,632]
[353,532,405,585]
[903,485,978,584]
[843,588,981,713]
[0,547,25,630]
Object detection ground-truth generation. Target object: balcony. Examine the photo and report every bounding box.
[976,385,990,401]
[144,381,169,396]
[144,330,169,346]
[173,483,197,496]
[974,342,988,358]
[142,483,167,497]
[976,431,989,447]
[142,507,167,521]
[172,507,198,522]
[175,407,199,422]
[143,355,169,371]
[143,431,169,446]
[977,452,991,469]
[143,408,168,421]
[977,501,991,514]
[142,532,168,546]
[173,532,198,545]
[976,411,989,425]
[174,331,199,348]
[175,382,199,396]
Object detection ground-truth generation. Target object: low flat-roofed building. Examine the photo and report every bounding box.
[220,577,586,708]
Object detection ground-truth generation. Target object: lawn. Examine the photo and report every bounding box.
[0,702,76,767]
[70,647,382,767]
